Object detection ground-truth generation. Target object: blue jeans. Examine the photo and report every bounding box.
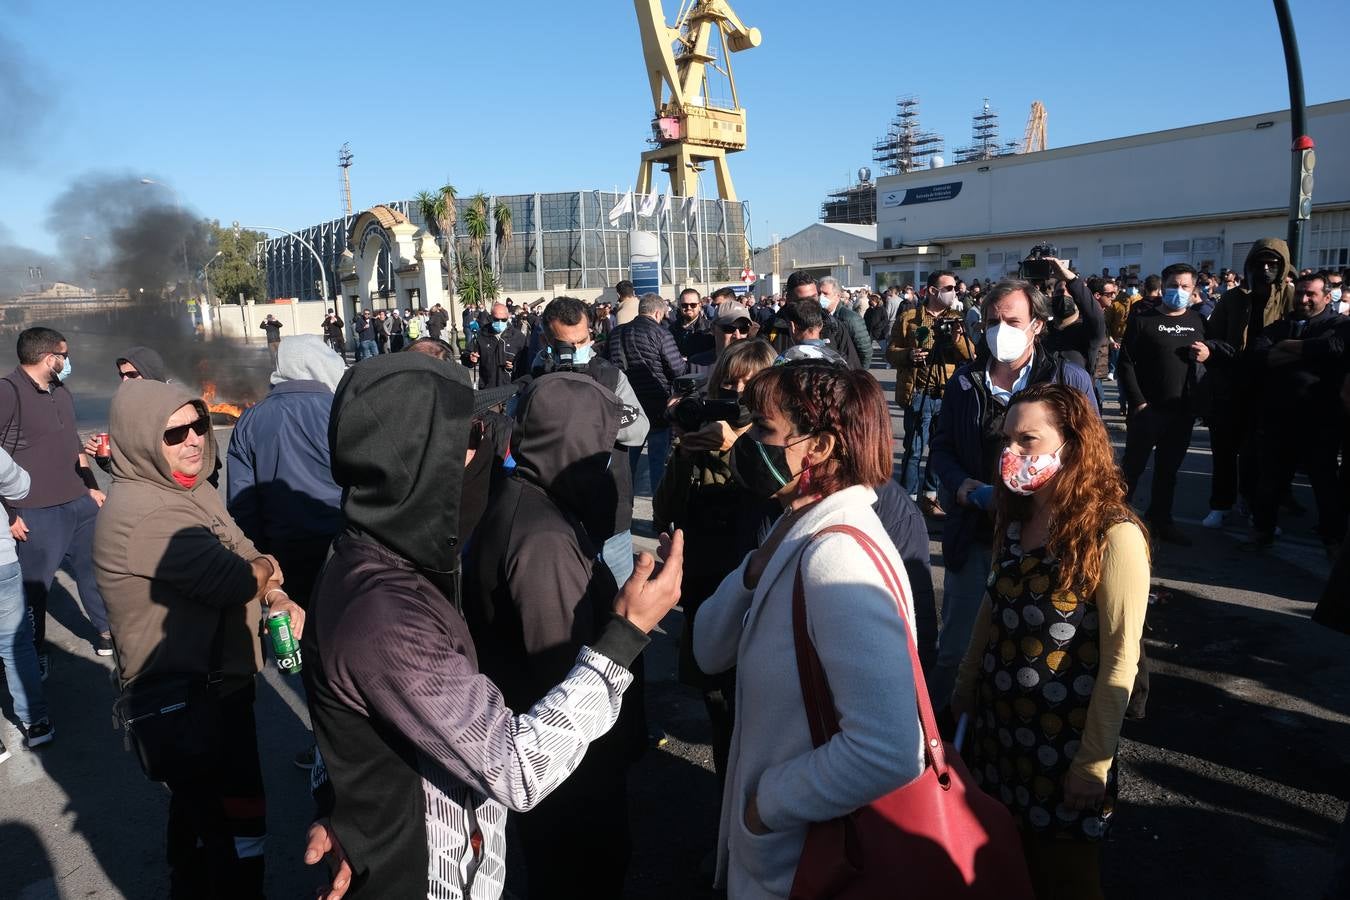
[1107,344,1120,376]
[929,542,993,711]
[628,427,673,497]
[357,339,378,361]
[15,494,110,650]
[900,393,941,496]
[601,530,635,589]
[0,560,46,725]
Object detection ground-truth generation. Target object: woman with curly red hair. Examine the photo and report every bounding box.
[953,382,1150,899]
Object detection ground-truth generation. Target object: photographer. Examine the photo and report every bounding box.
[654,339,779,784]
[885,270,976,518]
[1024,248,1106,375]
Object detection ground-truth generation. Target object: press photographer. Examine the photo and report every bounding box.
[885,270,976,517]
[1022,244,1106,375]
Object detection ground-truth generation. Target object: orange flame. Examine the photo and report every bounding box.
[200,381,246,420]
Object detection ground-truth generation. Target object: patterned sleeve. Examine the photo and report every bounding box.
[354,612,644,812]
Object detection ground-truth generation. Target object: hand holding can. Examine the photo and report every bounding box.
[266,607,304,675]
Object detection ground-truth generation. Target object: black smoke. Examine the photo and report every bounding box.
[45,172,212,301]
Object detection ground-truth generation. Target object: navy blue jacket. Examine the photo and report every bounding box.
[606,315,688,424]
[929,350,1097,571]
[226,380,342,546]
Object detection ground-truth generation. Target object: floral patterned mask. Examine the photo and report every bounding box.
[999,444,1065,495]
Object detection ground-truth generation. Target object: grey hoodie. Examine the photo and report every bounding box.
[270,335,346,392]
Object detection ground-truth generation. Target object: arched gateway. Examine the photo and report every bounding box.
[337,205,449,325]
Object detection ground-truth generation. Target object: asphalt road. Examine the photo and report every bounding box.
[2,335,1346,899]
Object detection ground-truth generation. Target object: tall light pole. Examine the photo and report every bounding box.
[1272,0,1314,270]
[202,250,224,304]
[139,178,194,300]
[234,222,330,304]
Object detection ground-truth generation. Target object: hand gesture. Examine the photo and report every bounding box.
[614,530,684,633]
[83,435,101,456]
[10,516,28,542]
[1189,341,1210,363]
[679,419,741,453]
[304,819,353,900]
[89,489,106,508]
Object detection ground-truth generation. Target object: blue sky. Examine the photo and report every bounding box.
[2,0,1344,255]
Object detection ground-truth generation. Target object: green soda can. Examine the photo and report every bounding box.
[266,610,303,675]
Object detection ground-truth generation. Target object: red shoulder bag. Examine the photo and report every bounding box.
[788,524,1033,899]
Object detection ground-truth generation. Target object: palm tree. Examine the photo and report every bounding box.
[492,198,513,277]
[463,193,489,305]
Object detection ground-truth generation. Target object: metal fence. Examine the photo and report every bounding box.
[258,193,751,302]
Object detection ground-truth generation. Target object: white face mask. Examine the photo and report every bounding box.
[985,321,1034,364]
[937,289,959,309]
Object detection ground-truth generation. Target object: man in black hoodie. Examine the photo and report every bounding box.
[464,373,639,899]
[85,347,172,468]
[303,353,684,900]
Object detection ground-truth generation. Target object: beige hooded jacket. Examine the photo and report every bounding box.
[94,380,264,688]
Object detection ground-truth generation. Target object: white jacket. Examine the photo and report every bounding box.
[694,485,925,899]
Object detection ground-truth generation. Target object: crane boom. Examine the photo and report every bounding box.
[633,0,761,202]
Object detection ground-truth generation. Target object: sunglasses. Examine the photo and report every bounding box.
[680,302,701,308]
[719,322,752,335]
[163,416,210,446]
[119,370,142,380]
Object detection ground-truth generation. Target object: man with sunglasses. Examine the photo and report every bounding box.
[1,327,113,667]
[687,298,754,379]
[84,347,172,469]
[94,379,303,897]
[463,301,528,390]
[670,287,714,358]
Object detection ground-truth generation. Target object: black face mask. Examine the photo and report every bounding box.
[730,432,809,499]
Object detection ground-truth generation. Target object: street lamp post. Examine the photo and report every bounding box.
[139,178,194,300]
[202,250,224,304]
[1272,0,1314,270]
[233,222,330,304]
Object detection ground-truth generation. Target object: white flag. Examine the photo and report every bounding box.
[637,191,659,217]
[683,194,699,221]
[658,192,672,218]
[607,191,633,227]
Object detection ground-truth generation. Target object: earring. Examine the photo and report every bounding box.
[799,462,813,494]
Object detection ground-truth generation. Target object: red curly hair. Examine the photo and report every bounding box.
[993,382,1148,596]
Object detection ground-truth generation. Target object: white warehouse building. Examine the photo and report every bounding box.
[860,99,1350,290]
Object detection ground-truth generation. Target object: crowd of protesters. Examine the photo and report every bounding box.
[2,241,1347,900]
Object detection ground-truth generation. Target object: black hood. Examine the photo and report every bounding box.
[329,352,472,575]
[115,346,170,382]
[511,372,619,525]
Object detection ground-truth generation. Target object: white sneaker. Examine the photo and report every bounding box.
[1201,509,1228,528]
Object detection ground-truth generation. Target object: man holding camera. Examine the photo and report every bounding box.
[886,270,975,518]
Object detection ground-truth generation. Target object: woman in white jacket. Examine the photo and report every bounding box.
[693,360,925,899]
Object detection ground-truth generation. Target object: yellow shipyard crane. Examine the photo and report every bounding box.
[633,0,761,202]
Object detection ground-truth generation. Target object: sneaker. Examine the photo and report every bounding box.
[1106,373,1116,382]
[37,653,49,682]
[1201,509,1229,528]
[24,719,54,749]
[0,737,10,765]
[293,746,319,770]
[96,633,114,657]
[1152,522,1193,546]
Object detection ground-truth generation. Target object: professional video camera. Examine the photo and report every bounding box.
[543,339,581,372]
[1019,243,1062,283]
[915,317,964,355]
[670,374,747,433]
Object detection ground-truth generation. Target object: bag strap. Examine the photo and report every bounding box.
[791,524,951,783]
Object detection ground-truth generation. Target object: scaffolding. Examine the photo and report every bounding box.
[872,96,945,175]
[821,182,876,225]
[954,99,1017,164]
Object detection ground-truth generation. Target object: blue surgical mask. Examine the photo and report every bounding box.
[573,343,594,365]
[491,320,508,334]
[818,298,830,310]
[59,357,72,381]
[1161,288,1190,311]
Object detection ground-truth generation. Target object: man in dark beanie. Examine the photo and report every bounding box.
[303,352,684,900]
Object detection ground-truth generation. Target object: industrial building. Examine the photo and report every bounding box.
[751,222,876,290]
[860,99,1350,290]
[258,191,750,311]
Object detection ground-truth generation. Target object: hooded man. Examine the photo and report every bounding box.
[1193,238,1296,527]
[463,373,640,898]
[302,352,684,900]
[93,379,303,898]
[227,335,344,610]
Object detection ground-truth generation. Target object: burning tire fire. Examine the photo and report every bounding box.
[200,381,250,423]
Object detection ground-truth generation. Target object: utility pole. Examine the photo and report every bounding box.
[1273,0,1314,270]
[338,143,354,217]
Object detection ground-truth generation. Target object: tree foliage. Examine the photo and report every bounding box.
[205,220,267,304]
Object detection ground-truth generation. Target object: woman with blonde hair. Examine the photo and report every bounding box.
[954,381,1150,899]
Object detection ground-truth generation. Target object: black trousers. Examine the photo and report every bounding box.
[165,683,266,900]
[517,760,630,900]
[1207,407,1259,511]
[1253,422,1346,543]
[1123,404,1194,525]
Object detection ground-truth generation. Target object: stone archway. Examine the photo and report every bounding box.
[338,205,448,334]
